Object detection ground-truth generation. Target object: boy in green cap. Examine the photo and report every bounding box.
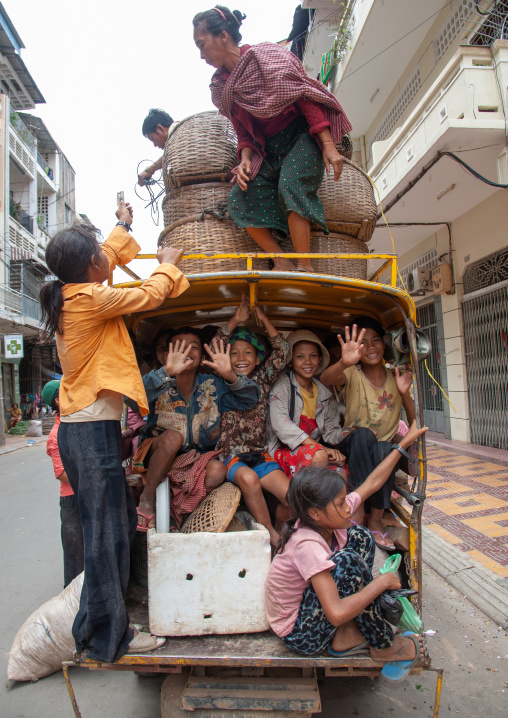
[213,295,291,547]
[43,379,84,588]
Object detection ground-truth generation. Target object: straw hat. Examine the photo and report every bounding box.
[286,330,330,374]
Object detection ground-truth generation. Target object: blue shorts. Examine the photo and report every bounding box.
[226,453,281,484]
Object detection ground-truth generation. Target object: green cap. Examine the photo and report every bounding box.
[42,379,60,406]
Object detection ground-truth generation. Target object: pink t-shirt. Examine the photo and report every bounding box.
[265,492,362,637]
[46,416,74,498]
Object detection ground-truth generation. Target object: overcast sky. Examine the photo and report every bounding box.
[8,0,308,277]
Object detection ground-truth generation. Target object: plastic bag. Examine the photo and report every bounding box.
[378,592,403,625]
[379,553,402,574]
[397,596,423,633]
[25,420,42,437]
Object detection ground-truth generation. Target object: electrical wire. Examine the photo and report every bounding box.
[134,160,165,226]
[437,150,508,187]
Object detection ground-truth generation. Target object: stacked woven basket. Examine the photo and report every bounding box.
[158,111,269,273]
[158,111,376,279]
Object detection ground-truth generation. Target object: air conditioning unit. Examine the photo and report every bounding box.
[407,266,431,296]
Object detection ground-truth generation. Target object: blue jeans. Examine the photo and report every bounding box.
[58,420,137,662]
[282,526,394,655]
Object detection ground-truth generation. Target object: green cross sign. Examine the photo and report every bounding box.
[7,340,22,355]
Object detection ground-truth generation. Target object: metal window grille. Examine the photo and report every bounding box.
[416,302,444,415]
[370,68,421,149]
[462,280,508,449]
[463,245,508,294]
[38,196,49,229]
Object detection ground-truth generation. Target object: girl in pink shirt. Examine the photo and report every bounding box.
[265,422,426,679]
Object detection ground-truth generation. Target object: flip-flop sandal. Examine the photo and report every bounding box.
[136,509,155,532]
[381,632,422,681]
[328,640,369,657]
[371,530,396,551]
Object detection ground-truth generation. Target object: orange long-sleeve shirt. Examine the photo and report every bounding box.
[56,226,189,416]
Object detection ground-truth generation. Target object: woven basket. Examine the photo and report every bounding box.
[317,159,377,242]
[181,483,241,534]
[162,182,231,228]
[164,111,237,187]
[158,218,270,273]
[309,233,368,279]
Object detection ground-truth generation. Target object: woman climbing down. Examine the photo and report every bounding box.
[193,6,352,272]
[265,420,426,679]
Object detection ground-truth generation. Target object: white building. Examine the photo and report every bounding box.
[301,0,508,449]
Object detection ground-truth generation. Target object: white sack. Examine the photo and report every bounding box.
[7,572,83,681]
[25,420,42,437]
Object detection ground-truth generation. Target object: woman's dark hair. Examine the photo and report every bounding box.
[39,222,102,343]
[142,109,174,137]
[169,326,203,348]
[193,6,246,44]
[277,467,346,554]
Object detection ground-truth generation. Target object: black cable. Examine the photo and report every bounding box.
[438,150,508,188]
[134,159,165,226]
[475,0,497,16]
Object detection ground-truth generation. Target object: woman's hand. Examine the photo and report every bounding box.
[395,366,413,397]
[322,142,344,181]
[157,246,184,266]
[116,201,133,225]
[325,448,346,465]
[165,340,193,376]
[338,324,367,367]
[202,338,237,383]
[400,420,428,450]
[237,157,252,191]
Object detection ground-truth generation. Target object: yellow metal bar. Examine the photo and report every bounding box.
[246,257,253,270]
[433,668,444,718]
[118,265,141,281]
[249,283,259,324]
[390,256,398,287]
[136,253,395,261]
[62,663,82,718]
[368,259,392,284]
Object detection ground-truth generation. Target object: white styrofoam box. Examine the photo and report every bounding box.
[148,522,271,636]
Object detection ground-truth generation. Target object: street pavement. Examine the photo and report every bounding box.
[1,443,508,717]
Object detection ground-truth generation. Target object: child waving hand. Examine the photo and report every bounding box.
[265,421,426,679]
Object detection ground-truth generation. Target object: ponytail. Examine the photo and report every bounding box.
[275,516,298,555]
[39,280,65,342]
[38,221,101,343]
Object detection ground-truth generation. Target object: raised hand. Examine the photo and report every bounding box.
[395,366,413,397]
[254,305,278,338]
[115,201,133,225]
[232,293,250,326]
[338,324,367,367]
[165,339,193,376]
[202,338,237,383]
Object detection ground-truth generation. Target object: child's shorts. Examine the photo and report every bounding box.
[226,452,281,484]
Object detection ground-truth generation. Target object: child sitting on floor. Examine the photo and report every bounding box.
[265,421,426,679]
[213,295,290,546]
[268,330,345,477]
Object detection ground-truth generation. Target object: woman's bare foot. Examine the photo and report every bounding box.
[330,620,365,653]
[137,498,155,530]
[268,528,281,549]
[370,634,424,663]
[382,510,403,528]
[368,515,396,550]
[272,258,295,271]
[295,262,314,272]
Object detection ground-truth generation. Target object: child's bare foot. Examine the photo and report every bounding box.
[295,262,314,272]
[370,634,424,663]
[272,258,295,272]
[330,620,365,653]
[368,517,396,550]
[268,528,281,548]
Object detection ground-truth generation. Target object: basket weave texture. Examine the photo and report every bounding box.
[181,483,241,534]
[279,233,368,279]
[158,219,270,273]
[162,183,231,228]
[317,159,377,242]
[163,111,237,187]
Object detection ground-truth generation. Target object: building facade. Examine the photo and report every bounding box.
[0,5,78,441]
[301,0,508,449]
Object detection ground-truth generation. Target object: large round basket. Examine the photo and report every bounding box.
[309,233,368,279]
[164,111,237,187]
[181,483,241,534]
[158,218,270,274]
[317,159,377,242]
[162,182,231,229]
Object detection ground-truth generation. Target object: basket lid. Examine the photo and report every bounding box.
[181,482,241,534]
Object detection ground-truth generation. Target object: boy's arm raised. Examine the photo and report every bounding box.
[354,422,428,504]
[320,325,366,388]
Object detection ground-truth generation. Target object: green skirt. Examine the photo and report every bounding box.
[228,116,327,238]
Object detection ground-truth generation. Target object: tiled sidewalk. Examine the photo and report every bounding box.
[423,440,508,578]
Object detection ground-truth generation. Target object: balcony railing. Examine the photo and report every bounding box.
[37,152,54,181]
[9,198,34,235]
[0,284,42,322]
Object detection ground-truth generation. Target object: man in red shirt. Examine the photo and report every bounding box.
[43,380,84,588]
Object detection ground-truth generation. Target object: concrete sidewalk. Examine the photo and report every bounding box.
[421,434,508,628]
[0,433,47,455]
